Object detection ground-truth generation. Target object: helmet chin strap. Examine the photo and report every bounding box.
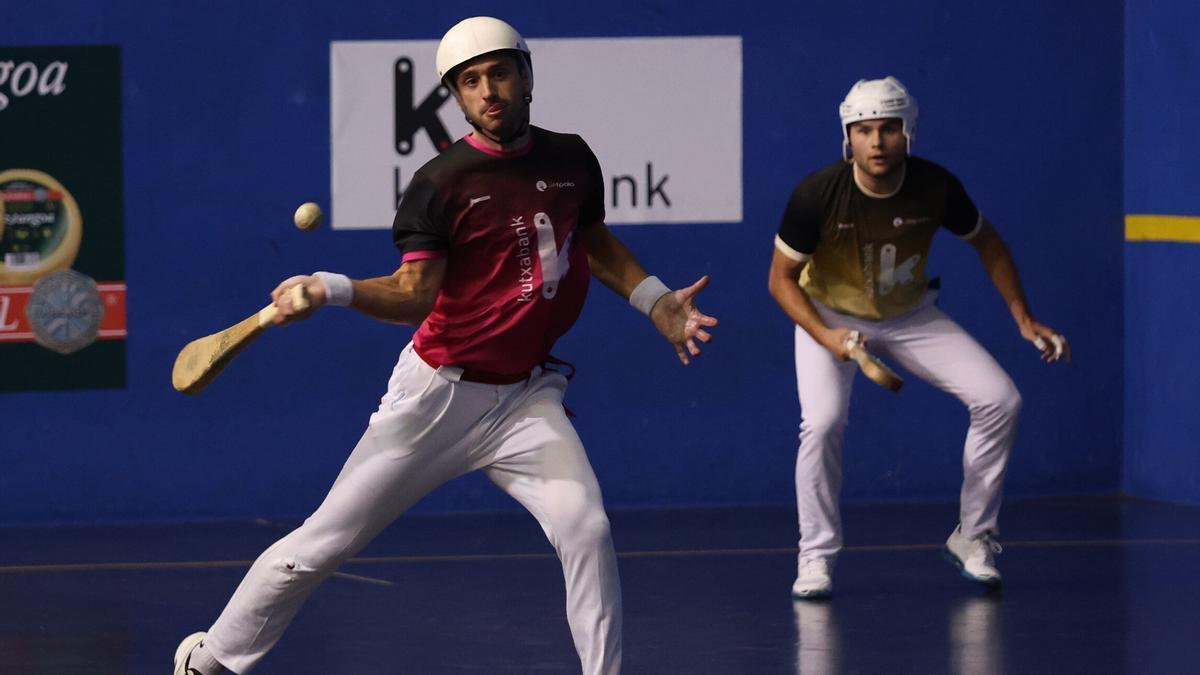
[467,93,533,146]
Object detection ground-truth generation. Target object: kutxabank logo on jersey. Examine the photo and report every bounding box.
[332,36,742,229]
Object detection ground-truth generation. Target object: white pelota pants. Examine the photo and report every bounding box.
[205,344,622,675]
[794,294,1021,562]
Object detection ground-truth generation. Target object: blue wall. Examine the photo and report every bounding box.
[1,0,1123,525]
[1123,0,1200,504]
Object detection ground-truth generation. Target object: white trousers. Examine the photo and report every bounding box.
[205,344,622,675]
[794,295,1022,562]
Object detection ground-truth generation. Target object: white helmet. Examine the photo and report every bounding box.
[839,76,918,159]
[436,17,532,91]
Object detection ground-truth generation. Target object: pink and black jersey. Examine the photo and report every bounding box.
[393,126,605,378]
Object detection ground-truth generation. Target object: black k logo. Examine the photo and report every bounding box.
[393,57,453,155]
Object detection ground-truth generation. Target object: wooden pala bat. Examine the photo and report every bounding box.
[172,284,308,395]
[845,331,903,392]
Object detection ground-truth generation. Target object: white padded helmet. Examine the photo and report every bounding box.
[839,76,918,159]
[436,17,532,91]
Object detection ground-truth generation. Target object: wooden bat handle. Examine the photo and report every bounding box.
[844,332,904,392]
[171,283,313,395]
[847,343,870,367]
[257,303,279,327]
[257,284,310,327]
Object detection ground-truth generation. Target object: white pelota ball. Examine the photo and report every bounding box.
[293,202,323,231]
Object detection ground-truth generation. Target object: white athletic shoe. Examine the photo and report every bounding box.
[944,525,1002,588]
[173,631,207,675]
[791,556,833,599]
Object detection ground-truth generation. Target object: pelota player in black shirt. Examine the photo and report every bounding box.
[769,77,1069,599]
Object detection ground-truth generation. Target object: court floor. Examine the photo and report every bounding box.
[1,496,1197,674]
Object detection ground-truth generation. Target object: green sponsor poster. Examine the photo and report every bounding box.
[0,46,125,391]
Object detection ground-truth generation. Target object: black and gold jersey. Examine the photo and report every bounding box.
[775,157,981,320]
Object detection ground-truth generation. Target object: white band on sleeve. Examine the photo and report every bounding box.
[774,234,811,263]
[960,212,984,241]
[314,271,353,306]
[629,275,671,316]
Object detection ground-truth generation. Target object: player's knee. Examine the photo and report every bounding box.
[1002,386,1023,418]
[273,549,340,585]
[971,378,1022,422]
[557,505,612,552]
[270,530,351,583]
[799,413,847,443]
[574,511,613,551]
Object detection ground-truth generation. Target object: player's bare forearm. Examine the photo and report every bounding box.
[768,248,849,357]
[350,258,446,325]
[580,223,717,364]
[969,221,1035,329]
[969,221,1070,361]
[580,222,651,298]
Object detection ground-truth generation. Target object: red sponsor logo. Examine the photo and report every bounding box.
[0,282,127,342]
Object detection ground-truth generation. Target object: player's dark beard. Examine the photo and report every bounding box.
[466,94,531,146]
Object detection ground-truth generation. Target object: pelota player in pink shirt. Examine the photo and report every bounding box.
[174,16,717,675]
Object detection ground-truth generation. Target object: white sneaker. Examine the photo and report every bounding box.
[791,556,833,599]
[944,525,1002,588]
[173,632,207,675]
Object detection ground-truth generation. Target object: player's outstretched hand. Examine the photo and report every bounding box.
[269,275,326,325]
[1021,320,1070,363]
[650,275,718,365]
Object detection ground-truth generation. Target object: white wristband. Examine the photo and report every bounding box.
[313,271,353,306]
[629,275,671,316]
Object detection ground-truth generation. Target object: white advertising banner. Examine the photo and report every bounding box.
[331,36,742,229]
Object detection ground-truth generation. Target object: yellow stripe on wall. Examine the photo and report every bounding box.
[1125,214,1200,242]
